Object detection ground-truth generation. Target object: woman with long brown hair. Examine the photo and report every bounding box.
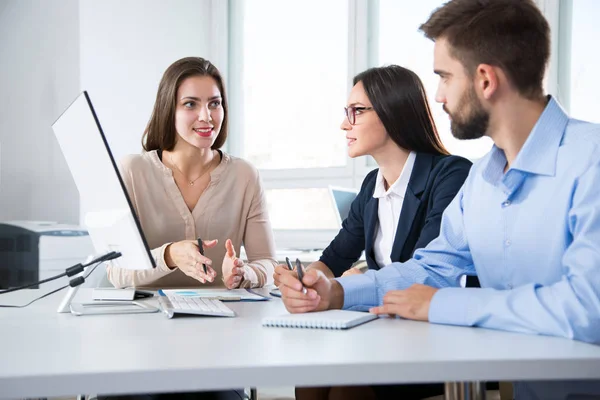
[107,57,277,294]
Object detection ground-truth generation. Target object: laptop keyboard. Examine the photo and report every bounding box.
[159,293,235,318]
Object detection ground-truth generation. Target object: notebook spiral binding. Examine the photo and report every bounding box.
[264,319,344,329]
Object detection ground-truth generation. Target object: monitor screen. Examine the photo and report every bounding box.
[329,186,359,227]
[51,91,154,270]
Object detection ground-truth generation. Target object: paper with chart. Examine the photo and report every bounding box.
[159,288,268,301]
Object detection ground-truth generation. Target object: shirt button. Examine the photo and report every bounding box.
[502,200,511,207]
[505,240,511,247]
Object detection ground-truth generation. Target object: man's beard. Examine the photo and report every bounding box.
[447,85,489,140]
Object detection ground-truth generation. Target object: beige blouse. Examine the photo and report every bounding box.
[107,150,277,289]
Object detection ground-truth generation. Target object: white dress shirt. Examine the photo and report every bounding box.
[372,151,416,268]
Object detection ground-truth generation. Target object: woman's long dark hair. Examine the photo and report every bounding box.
[354,65,448,155]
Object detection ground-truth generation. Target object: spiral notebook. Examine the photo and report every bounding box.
[262,310,377,330]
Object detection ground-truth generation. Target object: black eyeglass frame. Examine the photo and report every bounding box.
[344,106,374,125]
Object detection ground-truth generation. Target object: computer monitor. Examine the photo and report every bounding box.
[328,186,359,227]
[51,91,155,271]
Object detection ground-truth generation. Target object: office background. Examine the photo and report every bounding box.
[0,0,598,252]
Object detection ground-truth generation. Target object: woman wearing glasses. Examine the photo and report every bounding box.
[275,65,471,400]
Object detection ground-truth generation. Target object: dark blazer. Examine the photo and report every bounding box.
[320,152,472,277]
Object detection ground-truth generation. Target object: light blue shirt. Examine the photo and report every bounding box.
[337,97,600,399]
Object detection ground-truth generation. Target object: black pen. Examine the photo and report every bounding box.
[295,258,307,295]
[197,238,208,274]
[285,257,294,271]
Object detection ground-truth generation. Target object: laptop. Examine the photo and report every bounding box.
[328,186,359,228]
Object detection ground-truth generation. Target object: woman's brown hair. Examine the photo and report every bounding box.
[142,57,228,151]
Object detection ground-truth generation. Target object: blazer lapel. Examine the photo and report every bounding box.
[390,153,433,261]
[364,195,379,266]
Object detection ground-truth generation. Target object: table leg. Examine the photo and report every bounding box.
[444,382,486,400]
[249,388,257,400]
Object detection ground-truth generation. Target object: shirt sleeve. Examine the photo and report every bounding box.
[429,159,600,344]
[106,157,177,288]
[106,243,175,288]
[239,170,277,288]
[337,185,475,311]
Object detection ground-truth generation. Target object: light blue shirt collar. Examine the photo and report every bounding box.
[482,96,569,188]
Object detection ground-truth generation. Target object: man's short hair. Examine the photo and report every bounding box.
[420,0,550,99]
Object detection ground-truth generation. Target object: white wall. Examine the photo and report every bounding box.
[0,0,81,224]
[0,0,214,225]
[79,0,212,162]
[534,0,562,103]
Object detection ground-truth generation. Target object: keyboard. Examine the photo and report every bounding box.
[158,293,235,318]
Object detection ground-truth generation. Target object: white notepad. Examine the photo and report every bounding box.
[262,310,377,330]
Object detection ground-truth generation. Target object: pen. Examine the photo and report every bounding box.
[197,238,208,275]
[295,258,307,295]
[285,257,294,271]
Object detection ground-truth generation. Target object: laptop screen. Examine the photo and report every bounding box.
[329,186,358,227]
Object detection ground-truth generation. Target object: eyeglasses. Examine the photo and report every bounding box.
[344,106,374,125]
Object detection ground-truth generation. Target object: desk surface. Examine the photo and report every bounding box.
[1,288,600,399]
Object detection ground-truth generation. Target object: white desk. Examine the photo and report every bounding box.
[1,288,600,399]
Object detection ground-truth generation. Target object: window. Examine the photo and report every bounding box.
[376,0,493,160]
[229,0,497,248]
[565,0,600,123]
[266,188,338,230]
[239,0,349,170]
[230,0,356,243]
